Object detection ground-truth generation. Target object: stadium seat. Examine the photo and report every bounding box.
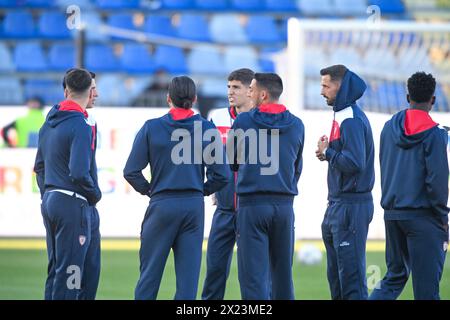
[2,11,35,38]
[230,0,260,11]
[81,11,108,42]
[334,0,367,16]
[259,47,281,72]
[38,11,72,39]
[14,42,48,71]
[161,0,195,9]
[56,0,93,9]
[177,14,210,42]
[209,14,247,44]
[368,0,405,14]
[0,77,23,105]
[246,15,281,43]
[96,74,133,106]
[95,0,140,9]
[85,44,119,72]
[187,45,226,75]
[298,0,334,16]
[24,79,63,105]
[121,43,155,74]
[25,0,55,7]
[108,13,138,40]
[265,0,298,11]
[0,43,14,72]
[195,0,228,10]
[144,15,177,38]
[224,47,260,73]
[48,43,75,71]
[0,0,19,7]
[329,48,363,71]
[200,78,228,97]
[154,45,187,74]
[108,13,137,31]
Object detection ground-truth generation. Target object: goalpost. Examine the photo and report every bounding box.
[285,18,450,113]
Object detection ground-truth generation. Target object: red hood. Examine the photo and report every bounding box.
[404,109,437,136]
[258,103,287,114]
[169,107,194,120]
[59,100,88,118]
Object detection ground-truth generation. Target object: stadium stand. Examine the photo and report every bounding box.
[0,0,448,112]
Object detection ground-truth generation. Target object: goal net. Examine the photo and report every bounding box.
[283,18,450,114]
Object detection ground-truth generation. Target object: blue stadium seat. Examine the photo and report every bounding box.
[246,15,281,43]
[48,43,75,71]
[177,14,210,42]
[368,0,405,14]
[96,74,133,106]
[0,43,14,72]
[2,11,35,38]
[121,43,155,74]
[335,0,367,16]
[81,11,108,42]
[107,13,137,39]
[0,0,19,8]
[56,0,93,9]
[108,13,136,31]
[85,44,119,72]
[230,0,260,11]
[154,45,187,74]
[188,45,226,75]
[95,0,140,9]
[224,47,260,73]
[25,0,55,7]
[298,0,334,16]
[14,42,48,71]
[24,79,63,105]
[201,78,228,97]
[209,14,247,44]
[195,0,228,10]
[259,47,281,72]
[144,15,177,38]
[161,0,195,9]
[265,0,297,11]
[0,77,23,104]
[38,11,72,39]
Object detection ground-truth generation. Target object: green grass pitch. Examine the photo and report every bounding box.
[1,243,449,300]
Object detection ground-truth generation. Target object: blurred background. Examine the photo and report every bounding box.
[0,0,447,114]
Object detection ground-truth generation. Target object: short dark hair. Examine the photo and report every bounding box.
[228,68,255,86]
[407,72,436,103]
[169,76,196,109]
[320,64,348,82]
[64,68,93,95]
[62,68,96,89]
[253,73,283,100]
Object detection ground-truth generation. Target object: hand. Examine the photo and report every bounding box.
[211,193,217,206]
[316,135,329,161]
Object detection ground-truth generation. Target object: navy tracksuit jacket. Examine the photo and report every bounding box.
[34,100,102,300]
[370,109,449,300]
[202,106,238,300]
[123,108,229,300]
[320,70,375,300]
[228,104,304,300]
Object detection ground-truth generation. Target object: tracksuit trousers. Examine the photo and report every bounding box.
[321,193,374,300]
[41,191,100,300]
[135,191,204,300]
[236,194,295,300]
[370,214,448,300]
[202,208,236,300]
